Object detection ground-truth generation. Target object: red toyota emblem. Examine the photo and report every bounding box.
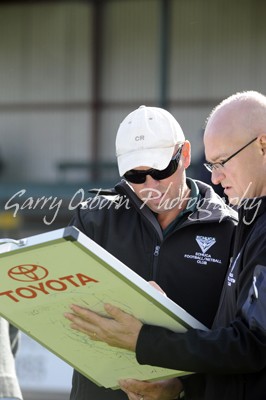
[8,264,49,282]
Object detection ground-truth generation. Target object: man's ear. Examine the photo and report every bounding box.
[181,140,191,169]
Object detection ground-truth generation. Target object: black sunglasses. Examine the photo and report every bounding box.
[124,145,183,184]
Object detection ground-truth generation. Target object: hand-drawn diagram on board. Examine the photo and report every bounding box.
[0,226,207,389]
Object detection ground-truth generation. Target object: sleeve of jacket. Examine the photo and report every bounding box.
[69,202,97,238]
[69,194,118,242]
[136,226,266,375]
[69,205,87,232]
[136,315,266,375]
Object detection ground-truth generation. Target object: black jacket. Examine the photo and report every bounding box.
[69,179,237,400]
[137,196,266,400]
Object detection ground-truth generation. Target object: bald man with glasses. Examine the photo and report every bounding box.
[66,105,237,400]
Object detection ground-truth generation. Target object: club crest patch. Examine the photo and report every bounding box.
[184,235,221,266]
[196,236,216,254]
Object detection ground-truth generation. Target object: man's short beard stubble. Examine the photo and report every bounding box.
[139,182,189,212]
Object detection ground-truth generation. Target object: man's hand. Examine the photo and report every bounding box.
[64,303,143,351]
[119,377,183,400]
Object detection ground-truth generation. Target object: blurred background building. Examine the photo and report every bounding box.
[0,0,265,398]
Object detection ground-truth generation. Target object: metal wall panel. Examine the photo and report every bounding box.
[0,3,92,183]
[170,0,266,99]
[0,110,91,182]
[101,0,160,102]
[0,3,91,103]
[0,0,266,185]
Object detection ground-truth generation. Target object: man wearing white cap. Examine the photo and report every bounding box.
[67,105,237,400]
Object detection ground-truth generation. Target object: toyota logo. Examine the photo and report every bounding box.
[8,264,49,282]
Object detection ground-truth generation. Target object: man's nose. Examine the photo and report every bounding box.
[211,168,225,185]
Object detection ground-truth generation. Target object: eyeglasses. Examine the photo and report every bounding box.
[204,137,257,172]
[124,145,183,184]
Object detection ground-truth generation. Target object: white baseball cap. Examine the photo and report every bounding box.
[116,105,185,176]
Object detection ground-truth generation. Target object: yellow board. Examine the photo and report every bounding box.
[0,226,207,389]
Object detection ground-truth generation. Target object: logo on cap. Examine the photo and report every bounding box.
[135,135,145,141]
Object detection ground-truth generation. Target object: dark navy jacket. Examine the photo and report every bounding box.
[137,196,266,400]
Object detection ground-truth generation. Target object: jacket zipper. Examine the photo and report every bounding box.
[152,245,161,281]
[154,245,160,256]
